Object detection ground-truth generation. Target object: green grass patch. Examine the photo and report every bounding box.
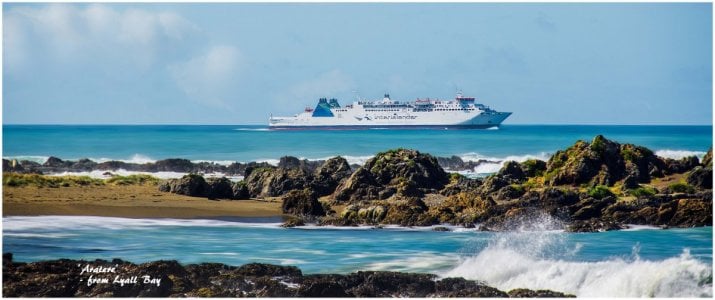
[3,173,160,187]
[668,182,695,194]
[628,186,658,198]
[509,184,525,193]
[105,174,160,186]
[3,173,104,188]
[587,185,615,199]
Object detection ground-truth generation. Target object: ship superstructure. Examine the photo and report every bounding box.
[269,93,511,129]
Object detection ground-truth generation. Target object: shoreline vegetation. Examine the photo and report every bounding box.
[2,253,574,297]
[3,135,713,231]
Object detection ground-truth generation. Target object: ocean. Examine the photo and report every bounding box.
[3,124,713,172]
[2,124,713,297]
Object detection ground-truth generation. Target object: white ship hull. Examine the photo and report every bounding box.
[269,93,511,129]
[269,110,510,128]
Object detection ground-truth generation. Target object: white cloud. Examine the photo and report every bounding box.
[168,45,242,108]
[5,3,241,109]
[4,4,200,68]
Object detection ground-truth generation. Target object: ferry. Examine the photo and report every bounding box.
[268,92,511,129]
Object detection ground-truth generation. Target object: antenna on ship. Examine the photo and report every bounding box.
[353,90,361,102]
[454,85,463,98]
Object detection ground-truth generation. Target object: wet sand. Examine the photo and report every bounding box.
[3,184,283,219]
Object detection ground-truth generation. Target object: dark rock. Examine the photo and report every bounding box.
[440,176,483,196]
[333,149,449,203]
[244,166,310,198]
[205,177,234,199]
[539,187,580,207]
[158,174,209,197]
[433,277,508,297]
[545,135,667,186]
[622,174,639,189]
[494,185,526,201]
[668,198,713,227]
[333,168,382,202]
[311,156,352,196]
[663,156,700,174]
[3,159,25,173]
[43,156,68,168]
[436,155,466,170]
[152,159,195,172]
[702,148,713,169]
[520,159,547,178]
[281,189,326,217]
[297,277,351,297]
[234,263,302,277]
[498,161,526,182]
[382,198,437,226]
[0,256,578,298]
[479,175,510,195]
[568,219,626,232]
[508,288,575,297]
[347,271,437,297]
[571,196,616,220]
[281,216,305,228]
[686,166,712,189]
[278,156,322,173]
[231,181,250,199]
[95,160,131,171]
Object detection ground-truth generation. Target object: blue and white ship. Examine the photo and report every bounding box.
[269,92,511,129]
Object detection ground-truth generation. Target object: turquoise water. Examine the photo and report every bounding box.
[2,216,712,297]
[3,125,712,164]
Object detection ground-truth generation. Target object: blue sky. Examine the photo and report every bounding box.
[3,3,712,125]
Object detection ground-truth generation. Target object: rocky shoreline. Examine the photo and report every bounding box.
[3,135,712,232]
[2,253,572,297]
[2,154,498,176]
[154,135,713,232]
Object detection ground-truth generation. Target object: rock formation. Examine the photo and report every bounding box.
[2,254,573,297]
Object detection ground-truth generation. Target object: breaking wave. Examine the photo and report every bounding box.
[456,152,552,174]
[5,147,708,178]
[442,215,713,297]
[655,149,707,160]
[45,170,243,181]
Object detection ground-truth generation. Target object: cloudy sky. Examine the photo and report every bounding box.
[3,3,712,125]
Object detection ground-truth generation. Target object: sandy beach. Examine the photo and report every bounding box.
[2,184,283,218]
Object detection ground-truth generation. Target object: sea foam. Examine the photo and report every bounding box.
[3,216,283,232]
[46,170,243,181]
[457,152,552,174]
[655,149,707,160]
[442,218,713,297]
